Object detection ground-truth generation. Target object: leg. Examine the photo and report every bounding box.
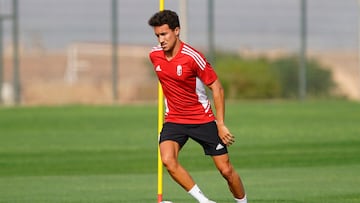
[159,140,195,191]
[212,154,246,199]
[159,122,216,203]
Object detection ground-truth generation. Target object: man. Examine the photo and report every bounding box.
[148,10,247,203]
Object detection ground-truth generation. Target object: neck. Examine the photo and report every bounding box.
[165,39,182,60]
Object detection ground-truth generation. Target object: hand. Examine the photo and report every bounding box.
[217,123,235,146]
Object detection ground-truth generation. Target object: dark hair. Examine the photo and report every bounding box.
[148,10,180,30]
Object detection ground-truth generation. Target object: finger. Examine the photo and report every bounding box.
[227,134,235,145]
[222,137,231,146]
[221,137,227,144]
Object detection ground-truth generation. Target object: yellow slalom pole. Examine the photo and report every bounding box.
[157,82,164,203]
[157,3,165,203]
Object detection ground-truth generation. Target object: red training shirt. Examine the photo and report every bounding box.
[149,42,217,124]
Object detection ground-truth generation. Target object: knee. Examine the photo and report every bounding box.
[161,155,178,172]
[219,165,235,179]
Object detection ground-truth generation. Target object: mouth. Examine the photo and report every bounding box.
[161,43,167,49]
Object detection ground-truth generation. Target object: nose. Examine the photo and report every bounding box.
[158,35,165,43]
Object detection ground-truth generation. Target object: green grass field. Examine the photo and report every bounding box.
[0,100,359,203]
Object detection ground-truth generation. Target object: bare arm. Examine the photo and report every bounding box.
[208,79,235,146]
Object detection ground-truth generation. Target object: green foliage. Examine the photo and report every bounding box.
[214,53,335,99]
[269,56,335,98]
[215,54,281,99]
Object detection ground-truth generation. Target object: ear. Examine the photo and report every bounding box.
[174,27,180,37]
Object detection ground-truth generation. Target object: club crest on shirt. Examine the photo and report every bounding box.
[176,65,182,76]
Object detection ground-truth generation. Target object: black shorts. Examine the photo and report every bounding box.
[159,121,228,156]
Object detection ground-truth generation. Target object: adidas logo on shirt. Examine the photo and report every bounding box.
[155,65,162,71]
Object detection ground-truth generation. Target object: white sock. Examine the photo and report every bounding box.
[235,194,247,203]
[188,184,209,203]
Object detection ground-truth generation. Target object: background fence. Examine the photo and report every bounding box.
[1,0,359,105]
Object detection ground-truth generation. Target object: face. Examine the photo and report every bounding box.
[153,24,180,53]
